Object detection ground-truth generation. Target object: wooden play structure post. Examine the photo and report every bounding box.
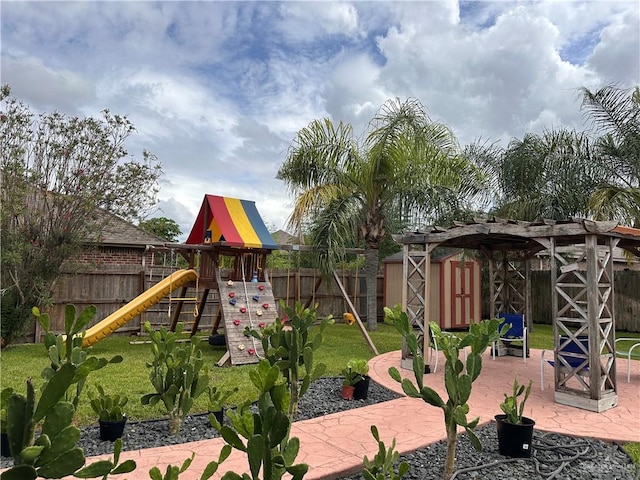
[394,218,640,412]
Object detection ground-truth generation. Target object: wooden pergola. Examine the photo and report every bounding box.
[394,218,640,412]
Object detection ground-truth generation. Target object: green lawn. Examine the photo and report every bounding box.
[0,323,403,426]
[1,321,638,465]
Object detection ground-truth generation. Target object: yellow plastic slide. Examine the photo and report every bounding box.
[82,269,198,347]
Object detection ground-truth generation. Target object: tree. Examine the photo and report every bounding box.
[0,85,162,347]
[278,98,484,330]
[470,84,640,225]
[139,217,182,242]
[581,84,640,226]
[471,129,603,221]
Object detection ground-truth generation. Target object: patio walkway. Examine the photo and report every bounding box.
[66,349,639,479]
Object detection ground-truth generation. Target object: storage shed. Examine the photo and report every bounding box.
[384,250,481,330]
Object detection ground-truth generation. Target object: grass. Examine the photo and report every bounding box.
[0,323,402,426]
[1,321,638,465]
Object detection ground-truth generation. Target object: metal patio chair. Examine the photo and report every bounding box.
[615,337,640,383]
[492,313,528,362]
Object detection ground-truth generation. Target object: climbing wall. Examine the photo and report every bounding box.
[218,280,278,365]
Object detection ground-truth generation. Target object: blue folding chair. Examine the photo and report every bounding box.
[492,313,527,362]
[540,335,589,391]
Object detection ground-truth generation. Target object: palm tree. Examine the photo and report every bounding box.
[473,129,603,221]
[277,98,484,330]
[471,85,640,225]
[581,84,640,225]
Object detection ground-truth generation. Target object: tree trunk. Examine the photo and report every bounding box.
[364,247,379,331]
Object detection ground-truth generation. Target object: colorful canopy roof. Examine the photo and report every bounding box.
[186,195,278,249]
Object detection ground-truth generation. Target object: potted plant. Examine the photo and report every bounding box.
[207,385,238,426]
[1,387,13,457]
[88,384,128,442]
[341,365,359,400]
[495,378,535,458]
[347,358,371,400]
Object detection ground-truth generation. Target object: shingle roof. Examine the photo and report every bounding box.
[91,209,167,247]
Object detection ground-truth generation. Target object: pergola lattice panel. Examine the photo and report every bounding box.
[401,245,429,367]
[551,236,617,410]
[490,251,526,317]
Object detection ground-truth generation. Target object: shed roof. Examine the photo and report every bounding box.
[394,217,640,258]
[186,195,277,250]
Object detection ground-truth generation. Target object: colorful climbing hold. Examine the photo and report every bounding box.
[252,294,260,302]
[229,298,237,306]
[262,303,269,309]
[233,319,241,326]
[240,307,247,313]
[229,292,235,298]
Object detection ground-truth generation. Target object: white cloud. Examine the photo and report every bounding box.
[587,8,640,84]
[1,56,95,113]
[2,0,638,232]
[278,2,360,40]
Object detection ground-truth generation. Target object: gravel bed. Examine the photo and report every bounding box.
[340,424,638,480]
[1,377,637,479]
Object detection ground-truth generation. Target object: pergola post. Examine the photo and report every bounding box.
[551,234,618,412]
[400,242,437,371]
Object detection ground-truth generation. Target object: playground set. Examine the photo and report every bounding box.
[77,194,376,366]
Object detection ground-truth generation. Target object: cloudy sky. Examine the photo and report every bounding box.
[2,1,638,240]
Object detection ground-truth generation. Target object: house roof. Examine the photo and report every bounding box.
[186,195,278,250]
[94,209,168,247]
[271,229,298,245]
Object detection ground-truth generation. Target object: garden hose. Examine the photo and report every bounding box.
[441,431,638,480]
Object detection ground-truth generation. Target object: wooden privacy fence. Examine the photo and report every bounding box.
[29,267,374,342]
[530,269,640,332]
[24,267,640,343]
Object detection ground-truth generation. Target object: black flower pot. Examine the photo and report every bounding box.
[353,375,371,400]
[209,410,224,425]
[1,432,10,457]
[99,417,127,442]
[209,334,226,346]
[495,414,535,458]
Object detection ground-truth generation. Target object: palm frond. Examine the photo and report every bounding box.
[588,186,640,225]
[580,84,640,142]
[309,195,363,277]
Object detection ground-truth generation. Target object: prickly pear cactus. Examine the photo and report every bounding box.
[88,385,128,422]
[74,438,137,479]
[385,305,504,480]
[1,364,85,480]
[362,425,410,480]
[215,360,309,480]
[34,304,123,412]
[141,322,209,435]
[245,300,333,419]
